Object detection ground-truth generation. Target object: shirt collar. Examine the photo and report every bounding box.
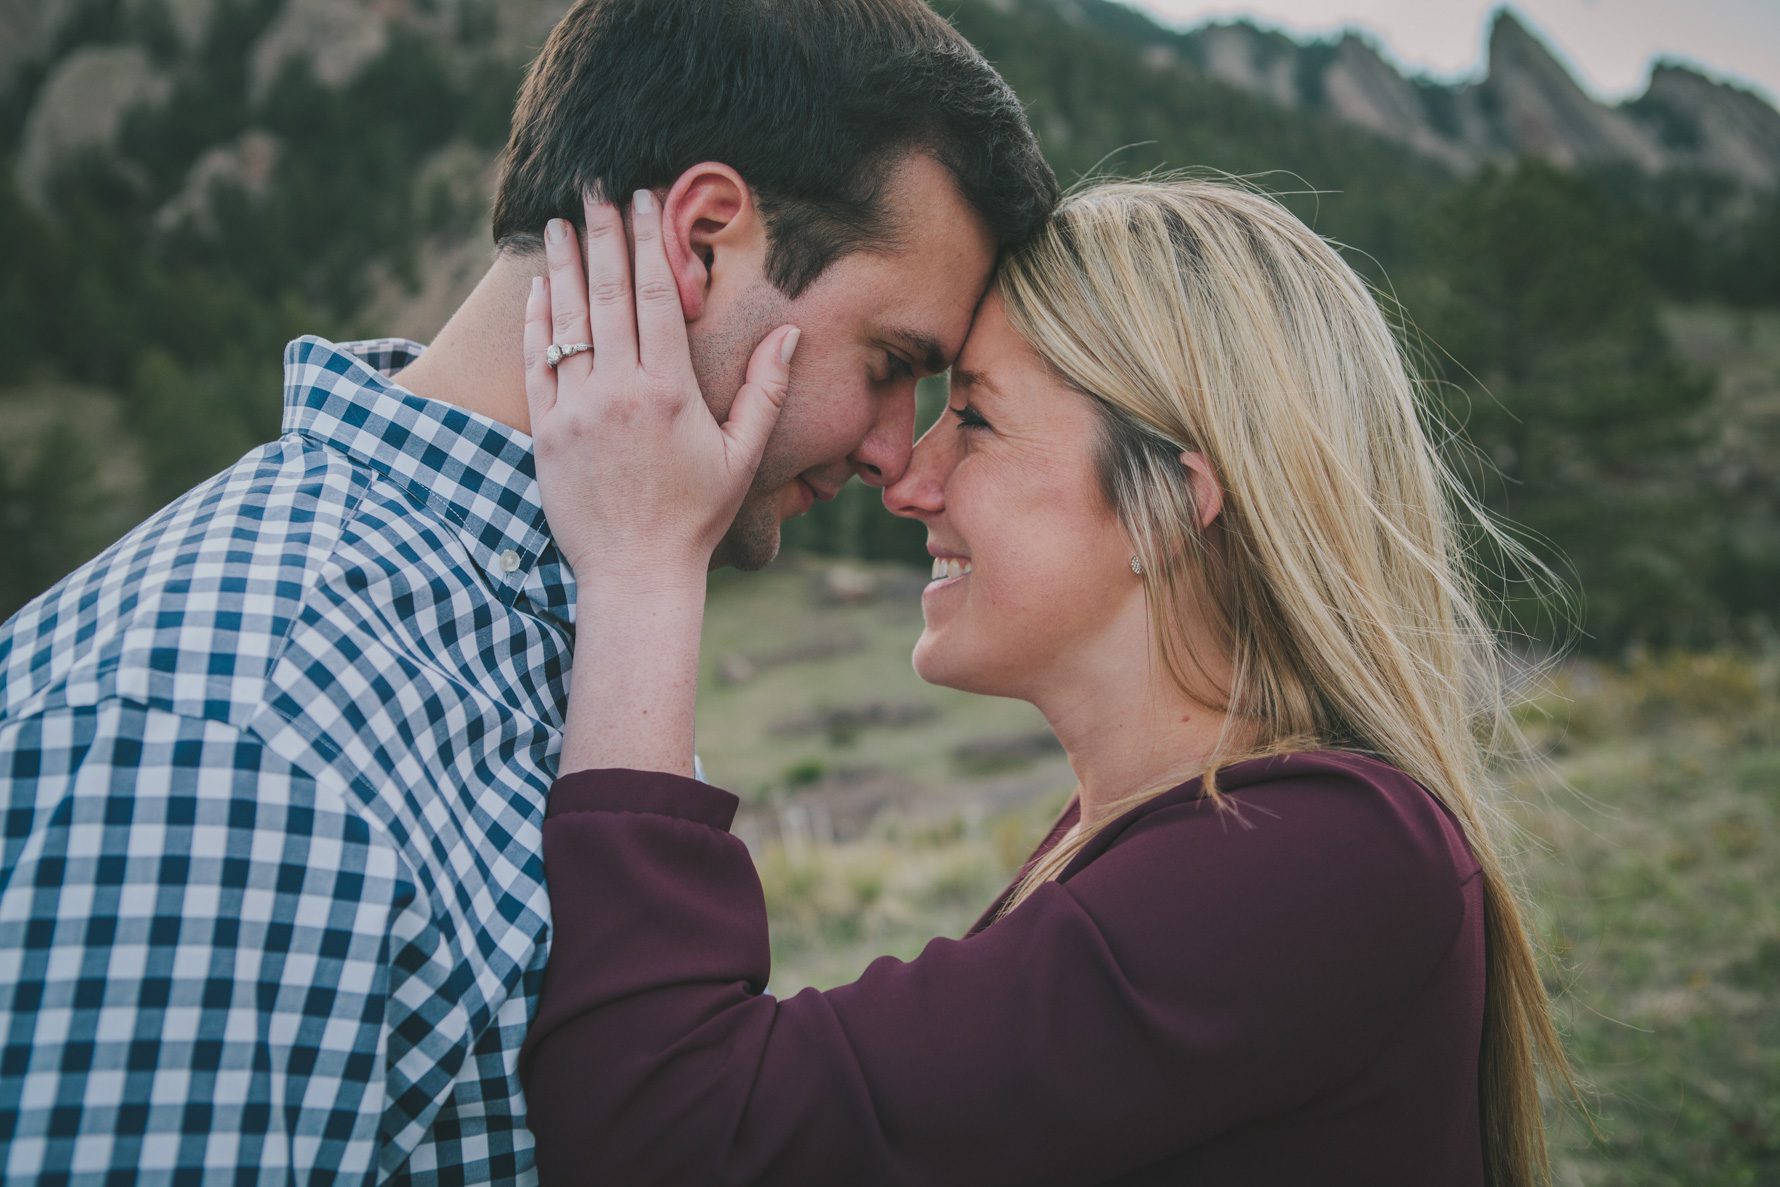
[280,335,577,628]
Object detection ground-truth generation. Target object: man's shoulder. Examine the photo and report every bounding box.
[0,432,473,728]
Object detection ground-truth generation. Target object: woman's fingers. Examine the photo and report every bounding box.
[523,274,556,425]
[544,217,596,385]
[629,190,691,380]
[581,192,638,371]
[721,326,801,474]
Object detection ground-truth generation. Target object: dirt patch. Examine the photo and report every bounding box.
[951,730,1064,775]
[770,701,939,740]
[713,630,868,686]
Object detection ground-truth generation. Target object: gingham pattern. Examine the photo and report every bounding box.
[0,337,577,1185]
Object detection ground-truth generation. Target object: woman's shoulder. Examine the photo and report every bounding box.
[1056,748,1485,1017]
[1238,748,1483,877]
[1073,748,1484,902]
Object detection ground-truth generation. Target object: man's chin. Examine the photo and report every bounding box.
[709,497,784,572]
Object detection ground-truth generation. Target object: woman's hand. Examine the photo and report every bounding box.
[523,189,800,586]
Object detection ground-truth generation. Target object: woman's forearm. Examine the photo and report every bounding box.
[560,574,708,777]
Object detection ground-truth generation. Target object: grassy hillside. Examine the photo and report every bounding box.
[707,558,1780,1183]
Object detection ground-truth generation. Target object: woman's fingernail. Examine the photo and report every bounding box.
[634,189,654,214]
[546,218,566,245]
[780,326,801,365]
[531,276,544,300]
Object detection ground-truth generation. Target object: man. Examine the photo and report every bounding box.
[0,0,1057,1181]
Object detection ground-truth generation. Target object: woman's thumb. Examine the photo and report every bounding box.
[722,325,800,471]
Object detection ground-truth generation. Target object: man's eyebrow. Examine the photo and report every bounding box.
[884,327,951,375]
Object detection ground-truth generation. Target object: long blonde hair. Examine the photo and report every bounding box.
[989,177,1590,1186]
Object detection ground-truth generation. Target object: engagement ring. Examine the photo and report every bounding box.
[546,342,593,369]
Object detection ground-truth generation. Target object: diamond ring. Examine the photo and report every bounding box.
[545,342,593,369]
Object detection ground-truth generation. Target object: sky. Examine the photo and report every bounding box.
[1119,0,1780,108]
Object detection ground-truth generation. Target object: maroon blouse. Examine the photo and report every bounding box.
[521,750,1486,1185]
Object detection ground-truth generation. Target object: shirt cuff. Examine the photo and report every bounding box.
[549,768,740,832]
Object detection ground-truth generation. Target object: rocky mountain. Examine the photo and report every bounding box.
[1055,2,1780,190]
[7,0,1776,224]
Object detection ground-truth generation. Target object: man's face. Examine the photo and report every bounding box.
[688,154,999,569]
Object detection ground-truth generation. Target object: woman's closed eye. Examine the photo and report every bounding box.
[951,402,991,431]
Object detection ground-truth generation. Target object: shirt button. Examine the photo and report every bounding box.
[499,549,522,573]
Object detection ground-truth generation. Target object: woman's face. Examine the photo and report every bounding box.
[884,292,1147,700]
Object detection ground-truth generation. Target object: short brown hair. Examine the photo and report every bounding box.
[492,0,1058,296]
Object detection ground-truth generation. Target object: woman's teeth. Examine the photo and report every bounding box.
[930,557,973,581]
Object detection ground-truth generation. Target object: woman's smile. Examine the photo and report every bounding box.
[927,554,972,580]
[922,556,971,620]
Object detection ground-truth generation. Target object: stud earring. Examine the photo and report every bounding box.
[1130,555,1144,575]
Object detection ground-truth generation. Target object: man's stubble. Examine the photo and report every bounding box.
[690,282,798,572]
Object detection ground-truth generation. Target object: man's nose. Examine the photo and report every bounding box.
[847,386,919,488]
[883,417,954,520]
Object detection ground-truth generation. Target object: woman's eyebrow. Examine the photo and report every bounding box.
[950,367,1006,400]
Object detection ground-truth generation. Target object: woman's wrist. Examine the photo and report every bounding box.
[561,573,708,778]
[568,555,710,604]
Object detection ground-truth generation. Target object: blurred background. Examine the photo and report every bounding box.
[1,0,1775,1180]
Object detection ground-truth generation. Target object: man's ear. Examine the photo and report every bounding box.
[659,163,762,323]
[1180,451,1224,530]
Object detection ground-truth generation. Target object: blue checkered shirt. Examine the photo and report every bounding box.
[0,337,579,1184]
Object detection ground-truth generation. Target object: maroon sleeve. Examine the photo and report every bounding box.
[521,763,1473,1186]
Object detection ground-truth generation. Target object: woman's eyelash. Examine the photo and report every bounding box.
[951,403,990,430]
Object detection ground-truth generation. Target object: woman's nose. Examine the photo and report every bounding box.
[883,418,955,520]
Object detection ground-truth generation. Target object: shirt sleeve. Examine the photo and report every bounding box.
[0,702,411,1185]
[520,765,1472,1186]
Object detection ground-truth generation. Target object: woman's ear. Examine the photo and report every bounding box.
[1180,451,1224,530]
[659,163,761,324]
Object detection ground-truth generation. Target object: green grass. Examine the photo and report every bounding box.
[698,561,1780,1183]
[1512,655,1780,1184]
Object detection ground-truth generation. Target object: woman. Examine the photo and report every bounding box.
[516,178,1584,1185]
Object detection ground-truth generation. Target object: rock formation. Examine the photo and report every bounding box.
[1069,1,1780,189]
[15,46,172,209]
